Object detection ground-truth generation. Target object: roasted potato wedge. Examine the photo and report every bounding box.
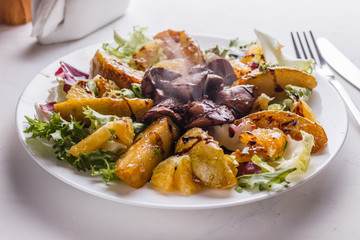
[229,58,252,79]
[233,67,317,98]
[115,117,180,188]
[66,81,94,100]
[66,75,120,100]
[151,155,197,195]
[291,98,317,122]
[235,111,327,153]
[90,50,144,89]
[154,29,204,66]
[69,118,133,157]
[130,39,163,71]
[239,44,264,65]
[54,98,153,123]
[175,128,237,189]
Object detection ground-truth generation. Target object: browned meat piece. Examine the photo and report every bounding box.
[141,67,182,104]
[215,85,255,118]
[184,99,235,128]
[142,98,184,125]
[141,66,224,103]
[90,50,144,89]
[206,58,237,86]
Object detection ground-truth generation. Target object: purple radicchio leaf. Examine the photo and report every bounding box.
[237,161,262,176]
[39,101,56,120]
[55,61,89,93]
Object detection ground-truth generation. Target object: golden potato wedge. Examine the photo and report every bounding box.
[235,111,327,153]
[69,124,112,157]
[66,75,120,100]
[234,67,317,98]
[229,58,252,78]
[66,81,94,100]
[69,119,133,157]
[151,156,177,192]
[90,50,144,89]
[175,128,237,189]
[291,98,317,122]
[240,44,263,65]
[54,98,153,123]
[154,29,204,66]
[130,39,163,71]
[115,117,180,188]
[107,117,134,147]
[151,155,197,195]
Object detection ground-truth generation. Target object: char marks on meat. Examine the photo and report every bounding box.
[215,85,255,118]
[141,68,182,104]
[184,99,235,128]
[142,98,184,126]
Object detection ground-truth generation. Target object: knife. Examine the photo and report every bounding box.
[317,38,360,91]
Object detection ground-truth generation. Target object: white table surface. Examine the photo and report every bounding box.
[1,0,360,239]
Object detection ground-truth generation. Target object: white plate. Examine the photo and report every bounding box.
[16,36,348,209]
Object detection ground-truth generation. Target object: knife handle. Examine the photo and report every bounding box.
[330,80,360,126]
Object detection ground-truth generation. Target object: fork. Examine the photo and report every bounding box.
[291,31,360,126]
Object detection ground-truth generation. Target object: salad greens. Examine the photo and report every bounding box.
[277,131,314,174]
[24,114,88,162]
[285,84,312,102]
[254,29,314,74]
[83,106,121,130]
[25,111,117,183]
[103,26,152,64]
[236,167,296,192]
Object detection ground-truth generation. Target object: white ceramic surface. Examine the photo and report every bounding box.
[16,36,348,209]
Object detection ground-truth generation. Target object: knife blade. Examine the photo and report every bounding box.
[317,37,360,91]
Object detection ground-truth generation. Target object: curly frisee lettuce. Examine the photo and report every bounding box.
[24,111,123,183]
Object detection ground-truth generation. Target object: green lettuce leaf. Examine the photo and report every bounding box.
[251,155,275,172]
[103,26,152,64]
[285,84,312,102]
[277,131,314,174]
[236,167,296,192]
[24,113,88,162]
[24,113,123,183]
[72,149,121,183]
[83,106,120,130]
[254,29,314,74]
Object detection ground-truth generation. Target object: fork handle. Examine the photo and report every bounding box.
[330,80,360,126]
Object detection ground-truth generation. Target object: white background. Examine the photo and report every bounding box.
[1,0,360,239]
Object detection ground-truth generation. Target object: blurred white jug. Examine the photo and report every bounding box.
[31,0,130,44]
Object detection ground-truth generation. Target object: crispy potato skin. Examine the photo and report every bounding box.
[115,117,180,188]
[90,50,144,89]
[54,98,153,123]
[130,40,163,71]
[175,128,237,189]
[154,29,204,66]
[233,67,317,98]
[240,44,264,65]
[235,111,327,153]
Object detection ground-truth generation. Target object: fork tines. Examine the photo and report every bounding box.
[291,31,322,64]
